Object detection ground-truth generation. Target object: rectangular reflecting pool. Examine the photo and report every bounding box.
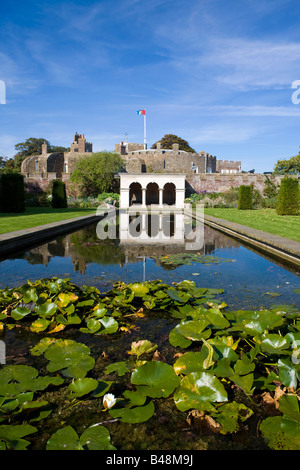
[1,211,299,310]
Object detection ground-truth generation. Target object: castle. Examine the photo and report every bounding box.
[21,133,282,198]
[21,133,93,179]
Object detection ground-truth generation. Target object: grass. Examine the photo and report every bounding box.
[0,207,96,235]
[204,208,300,243]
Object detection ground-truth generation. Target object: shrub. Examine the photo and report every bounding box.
[0,172,25,213]
[51,180,67,208]
[238,185,253,210]
[276,177,300,215]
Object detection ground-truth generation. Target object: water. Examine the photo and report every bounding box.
[0,213,299,310]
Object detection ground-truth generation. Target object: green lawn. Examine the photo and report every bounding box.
[0,207,96,235]
[204,208,300,243]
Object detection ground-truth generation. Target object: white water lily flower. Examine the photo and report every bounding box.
[103,393,116,410]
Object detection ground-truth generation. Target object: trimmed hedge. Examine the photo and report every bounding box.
[0,172,25,213]
[276,176,300,215]
[51,180,67,208]
[238,185,253,210]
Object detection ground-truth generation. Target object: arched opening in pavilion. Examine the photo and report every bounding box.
[129,182,142,206]
[163,182,176,205]
[146,182,159,205]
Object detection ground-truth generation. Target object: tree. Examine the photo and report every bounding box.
[70,152,125,197]
[238,185,253,210]
[151,134,196,153]
[51,180,67,208]
[276,177,300,215]
[273,152,300,175]
[0,172,25,213]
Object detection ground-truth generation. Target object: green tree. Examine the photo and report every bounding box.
[0,172,25,213]
[276,177,300,215]
[274,152,300,175]
[70,152,124,197]
[238,185,253,210]
[51,180,67,208]
[151,134,196,153]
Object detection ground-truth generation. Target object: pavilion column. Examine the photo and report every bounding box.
[142,187,146,207]
[159,187,163,207]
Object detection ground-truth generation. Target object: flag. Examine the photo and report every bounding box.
[137,110,146,115]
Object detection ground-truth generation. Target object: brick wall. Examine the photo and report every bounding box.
[186,173,284,194]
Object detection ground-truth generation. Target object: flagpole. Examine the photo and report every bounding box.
[144,113,147,149]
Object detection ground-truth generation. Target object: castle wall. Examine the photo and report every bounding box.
[186,173,284,194]
[124,148,217,175]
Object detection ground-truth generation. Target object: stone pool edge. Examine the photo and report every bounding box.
[0,214,103,257]
[202,213,300,268]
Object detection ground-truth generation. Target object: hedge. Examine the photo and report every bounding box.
[276,176,300,215]
[0,172,25,213]
[51,180,67,208]
[238,185,253,210]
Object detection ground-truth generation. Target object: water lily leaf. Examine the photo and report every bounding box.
[212,401,254,434]
[293,289,300,294]
[44,339,95,378]
[30,318,51,332]
[278,358,298,389]
[36,302,57,318]
[176,319,211,342]
[30,337,57,356]
[213,358,235,377]
[76,299,94,307]
[109,400,155,423]
[123,390,146,406]
[131,361,180,398]
[68,378,99,398]
[0,424,37,450]
[92,306,107,318]
[174,372,228,412]
[231,373,254,394]
[173,346,214,375]
[56,292,79,307]
[80,425,116,450]
[0,365,64,396]
[169,325,192,348]
[129,283,150,297]
[46,426,83,450]
[23,288,38,304]
[98,317,119,335]
[11,307,31,321]
[127,340,157,358]
[205,308,230,329]
[166,288,191,304]
[261,334,290,355]
[234,357,255,376]
[260,415,300,450]
[92,380,113,398]
[104,361,130,377]
[208,337,239,361]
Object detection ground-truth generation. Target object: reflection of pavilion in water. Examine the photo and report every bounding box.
[17,220,240,273]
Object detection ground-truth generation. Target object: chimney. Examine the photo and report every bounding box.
[172,143,179,152]
[42,141,48,155]
[157,142,161,151]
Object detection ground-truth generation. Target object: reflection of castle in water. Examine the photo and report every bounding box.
[17,216,240,273]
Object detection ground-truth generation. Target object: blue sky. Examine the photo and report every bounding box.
[1,0,300,172]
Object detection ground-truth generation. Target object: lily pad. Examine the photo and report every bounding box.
[44,339,95,378]
[131,361,180,398]
[174,371,228,412]
[109,400,155,423]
